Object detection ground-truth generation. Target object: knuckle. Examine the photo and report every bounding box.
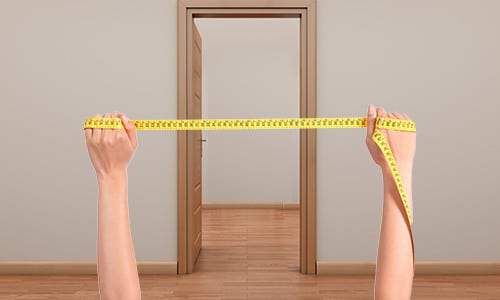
[116,134,127,142]
[94,137,102,145]
[102,136,115,146]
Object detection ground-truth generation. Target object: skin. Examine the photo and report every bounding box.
[366,104,415,299]
[84,105,415,300]
[84,112,141,300]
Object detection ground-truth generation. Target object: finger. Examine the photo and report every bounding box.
[112,111,129,141]
[375,107,388,135]
[91,113,103,143]
[376,107,388,119]
[366,104,377,139]
[387,112,396,119]
[84,128,92,143]
[102,113,113,142]
[120,114,138,148]
[393,112,405,120]
[402,113,410,120]
[112,111,126,127]
[111,112,122,129]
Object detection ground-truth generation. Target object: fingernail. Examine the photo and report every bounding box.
[122,115,130,125]
[368,104,375,116]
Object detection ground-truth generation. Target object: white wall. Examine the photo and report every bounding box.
[0,0,178,261]
[195,19,300,204]
[317,0,500,260]
[1,0,499,262]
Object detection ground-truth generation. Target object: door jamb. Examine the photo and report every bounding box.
[177,0,317,275]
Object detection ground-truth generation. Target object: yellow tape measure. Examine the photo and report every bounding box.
[85,116,415,258]
[84,117,415,132]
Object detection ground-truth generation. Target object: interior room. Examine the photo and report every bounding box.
[1,0,499,299]
[195,18,301,274]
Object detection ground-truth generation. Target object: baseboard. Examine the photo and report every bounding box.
[0,261,177,275]
[202,202,299,209]
[414,261,500,275]
[3,260,498,276]
[138,261,177,275]
[316,261,500,275]
[316,261,375,275]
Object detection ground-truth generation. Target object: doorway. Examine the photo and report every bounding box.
[196,17,300,210]
[177,0,317,275]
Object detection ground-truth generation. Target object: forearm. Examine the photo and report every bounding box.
[97,173,140,300]
[375,166,414,300]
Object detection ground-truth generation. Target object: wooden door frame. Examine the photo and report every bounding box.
[177,0,317,275]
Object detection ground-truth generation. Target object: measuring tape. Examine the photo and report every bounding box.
[85,116,415,260]
[84,117,415,132]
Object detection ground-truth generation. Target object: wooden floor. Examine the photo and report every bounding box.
[1,209,499,299]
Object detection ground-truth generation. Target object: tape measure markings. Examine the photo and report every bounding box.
[84,116,415,261]
[84,117,415,132]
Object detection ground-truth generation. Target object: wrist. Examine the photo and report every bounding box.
[382,162,413,203]
[97,171,128,204]
[97,171,128,184]
[381,164,413,184]
[382,161,412,176]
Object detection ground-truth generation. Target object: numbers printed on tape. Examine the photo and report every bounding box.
[84,116,416,260]
[84,117,415,132]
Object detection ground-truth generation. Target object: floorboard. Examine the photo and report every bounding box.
[0,209,498,299]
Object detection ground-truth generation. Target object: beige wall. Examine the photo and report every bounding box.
[0,0,178,260]
[317,0,500,260]
[0,0,499,262]
[195,19,300,204]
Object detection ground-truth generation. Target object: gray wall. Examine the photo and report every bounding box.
[317,0,500,260]
[0,0,178,261]
[1,0,499,262]
[195,19,300,204]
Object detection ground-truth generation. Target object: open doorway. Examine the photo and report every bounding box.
[177,0,317,275]
[194,17,300,276]
[196,18,300,209]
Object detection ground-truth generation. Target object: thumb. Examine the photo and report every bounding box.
[120,114,138,148]
[366,104,377,139]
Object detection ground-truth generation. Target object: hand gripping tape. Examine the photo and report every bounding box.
[85,116,416,263]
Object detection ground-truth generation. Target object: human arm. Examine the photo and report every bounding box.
[365,105,415,300]
[84,112,141,300]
